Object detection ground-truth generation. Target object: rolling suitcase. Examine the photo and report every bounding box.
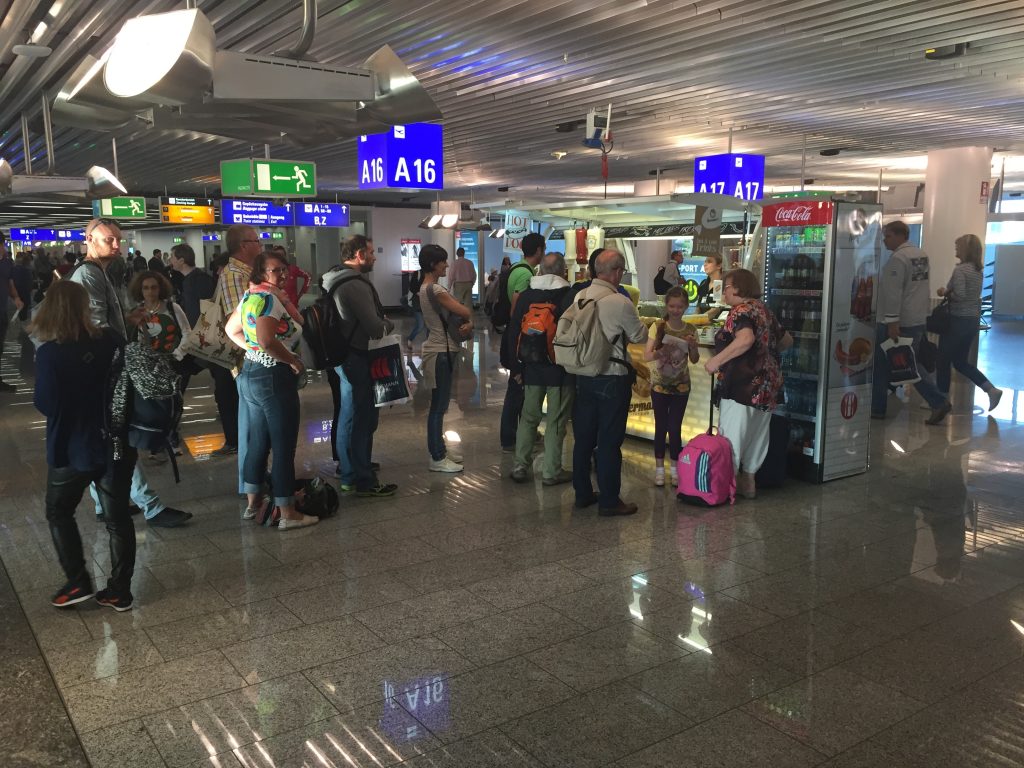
[754,413,789,489]
[677,376,735,506]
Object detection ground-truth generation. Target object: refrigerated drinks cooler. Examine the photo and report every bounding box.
[760,199,883,482]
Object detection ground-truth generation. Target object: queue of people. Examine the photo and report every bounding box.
[16,217,1003,618]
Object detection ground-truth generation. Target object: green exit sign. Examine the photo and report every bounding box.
[220,158,317,198]
[93,196,147,219]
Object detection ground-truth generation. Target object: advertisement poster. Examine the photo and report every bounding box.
[400,239,421,273]
[822,202,882,481]
[691,206,722,258]
[503,209,531,253]
[457,230,479,282]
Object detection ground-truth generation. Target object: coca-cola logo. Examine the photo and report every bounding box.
[775,205,814,223]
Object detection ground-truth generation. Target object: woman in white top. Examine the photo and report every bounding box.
[931,233,1001,421]
[418,244,473,473]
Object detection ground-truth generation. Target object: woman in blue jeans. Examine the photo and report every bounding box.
[929,233,1002,423]
[226,252,317,530]
[418,244,473,472]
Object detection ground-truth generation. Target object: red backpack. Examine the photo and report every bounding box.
[517,301,558,365]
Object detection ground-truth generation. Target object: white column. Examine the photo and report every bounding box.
[921,146,993,287]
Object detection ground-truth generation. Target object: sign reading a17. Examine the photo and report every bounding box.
[693,153,765,201]
[358,123,444,191]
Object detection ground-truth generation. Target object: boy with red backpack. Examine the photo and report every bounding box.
[507,253,574,485]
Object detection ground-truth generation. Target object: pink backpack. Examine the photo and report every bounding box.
[677,380,735,506]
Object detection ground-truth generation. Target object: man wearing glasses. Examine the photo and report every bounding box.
[208,224,263,457]
[69,218,193,528]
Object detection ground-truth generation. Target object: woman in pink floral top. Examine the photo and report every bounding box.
[705,269,792,499]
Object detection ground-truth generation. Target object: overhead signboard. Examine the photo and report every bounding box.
[10,228,85,241]
[358,123,443,190]
[93,196,147,219]
[160,197,217,225]
[221,199,292,226]
[220,159,318,197]
[694,153,765,201]
[290,201,350,227]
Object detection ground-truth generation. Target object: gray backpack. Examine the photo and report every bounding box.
[552,286,627,376]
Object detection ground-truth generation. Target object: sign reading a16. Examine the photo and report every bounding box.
[357,123,444,191]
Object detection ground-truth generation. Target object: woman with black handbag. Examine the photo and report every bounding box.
[930,234,1001,421]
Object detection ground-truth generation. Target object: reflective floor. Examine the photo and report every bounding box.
[2,318,1023,768]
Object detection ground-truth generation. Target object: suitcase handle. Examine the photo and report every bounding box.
[707,372,718,435]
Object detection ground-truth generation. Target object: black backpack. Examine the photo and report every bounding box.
[301,273,361,370]
[490,262,533,330]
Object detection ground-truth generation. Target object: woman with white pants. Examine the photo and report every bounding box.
[705,269,792,499]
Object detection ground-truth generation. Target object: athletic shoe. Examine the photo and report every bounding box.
[146,508,193,528]
[669,465,679,486]
[242,506,258,520]
[509,465,529,482]
[542,469,573,486]
[356,483,398,497]
[94,588,133,612]
[654,467,665,487]
[210,444,238,457]
[926,401,952,426]
[51,578,95,608]
[339,483,355,495]
[431,457,465,473]
[279,514,319,531]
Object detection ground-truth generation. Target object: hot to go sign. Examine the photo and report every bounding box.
[503,210,531,253]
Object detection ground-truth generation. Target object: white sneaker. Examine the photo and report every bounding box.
[654,467,665,487]
[430,456,464,473]
[279,513,319,531]
[669,465,679,486]
[242,506,257,520]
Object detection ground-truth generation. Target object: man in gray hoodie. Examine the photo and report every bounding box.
[324,235,397,497]
[872,220,947,420]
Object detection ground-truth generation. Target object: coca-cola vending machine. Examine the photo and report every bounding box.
[759,198,883,482]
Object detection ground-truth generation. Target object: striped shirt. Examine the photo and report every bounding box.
[946,262,983,318]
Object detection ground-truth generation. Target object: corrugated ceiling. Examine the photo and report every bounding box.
[2,0,1023,230]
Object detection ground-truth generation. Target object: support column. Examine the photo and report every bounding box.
[922,146,993,415]
[922,146,992,287]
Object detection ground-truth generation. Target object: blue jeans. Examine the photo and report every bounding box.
[871,323,945,415]
[340,351,380,490]
[428,353,455,460]
[407,310,426,344]
[937,316,992,396]
[237,360,300,507]
[500,376,524,449]
[91,460,164,520]
[333,364,355,484]
[572,375,631,508]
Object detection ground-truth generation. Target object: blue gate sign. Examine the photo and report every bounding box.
[693,153,765,201]
[291,201,350,227]
[221,199,291,226]
[358,123,444,190]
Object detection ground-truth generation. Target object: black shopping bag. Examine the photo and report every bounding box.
[881,336,921,385]
[367,334,411,407]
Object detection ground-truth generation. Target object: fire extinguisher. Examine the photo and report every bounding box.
[575,227,588,264]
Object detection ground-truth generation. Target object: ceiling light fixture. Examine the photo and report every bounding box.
[12,43,52,58]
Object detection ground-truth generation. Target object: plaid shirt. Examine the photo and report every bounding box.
[217,256,251,317]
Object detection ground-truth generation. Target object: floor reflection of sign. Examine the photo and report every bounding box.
[182,433,227,460]
[380,677,449,741]
[306,419,332,445]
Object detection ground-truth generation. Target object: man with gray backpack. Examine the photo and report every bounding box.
[553,248,648,516]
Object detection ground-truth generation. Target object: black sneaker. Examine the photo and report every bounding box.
[51,578,95,608]
[356,483,398,498]
[210,444,238,457]
[146,508,193,528]
[95,588,133,612]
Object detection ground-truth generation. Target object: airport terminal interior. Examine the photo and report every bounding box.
[2,1,1024,767]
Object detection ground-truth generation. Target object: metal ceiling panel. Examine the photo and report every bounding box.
[1,0,1023,232]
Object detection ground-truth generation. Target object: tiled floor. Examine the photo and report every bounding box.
[2,318,1023,768]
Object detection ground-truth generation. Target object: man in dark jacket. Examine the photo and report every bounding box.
[507,252,574,485]
[324,234,397,497]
